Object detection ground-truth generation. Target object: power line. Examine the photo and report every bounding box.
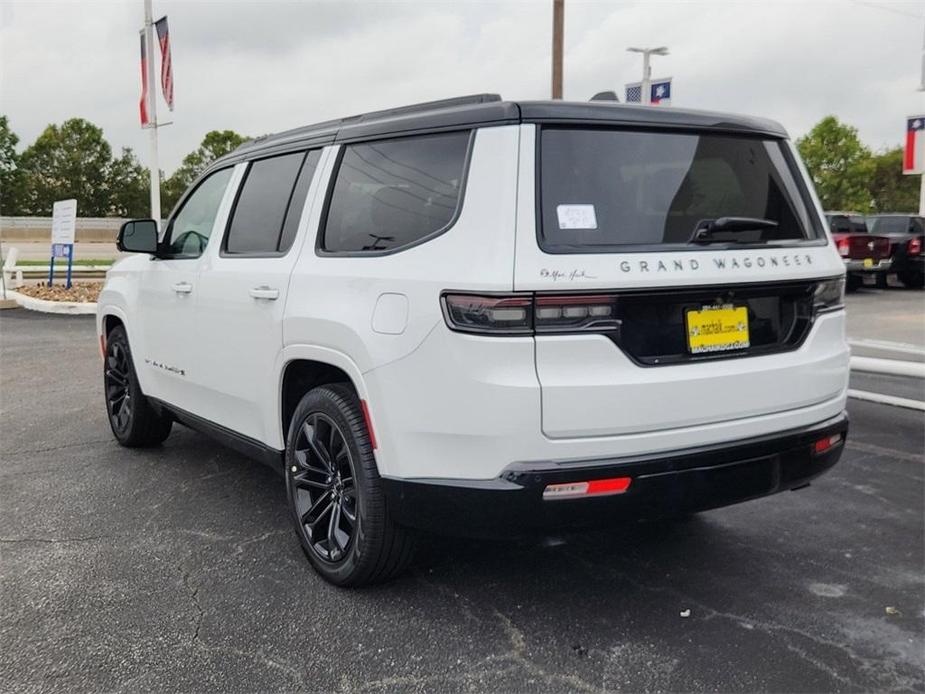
[849,0,924,20]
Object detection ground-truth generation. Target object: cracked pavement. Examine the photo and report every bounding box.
[1,310,923,693]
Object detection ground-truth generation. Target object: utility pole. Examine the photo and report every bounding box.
[919,18,924,214]
[627,46,668,105]
[551,0,564,99]
[143,0,162,227]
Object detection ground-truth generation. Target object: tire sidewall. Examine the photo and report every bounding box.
[105,327,143,444]
[285,387,379,586]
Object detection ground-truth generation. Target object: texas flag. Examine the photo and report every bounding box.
[904,116,924,174]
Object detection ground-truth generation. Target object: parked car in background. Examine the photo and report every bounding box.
[866,214,925,288]
[825,212,891,290]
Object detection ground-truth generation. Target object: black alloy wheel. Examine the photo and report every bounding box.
[105,339,133,435]
[103,325,172,447]
[285,384,415,586]
[290,413,357,562]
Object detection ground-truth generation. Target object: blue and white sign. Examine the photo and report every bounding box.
[650,79,672,105]
[49,198,77,288]
[625,77,673,106]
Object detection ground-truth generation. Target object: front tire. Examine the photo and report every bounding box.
[285,384,415,587]
[103,325,172,447]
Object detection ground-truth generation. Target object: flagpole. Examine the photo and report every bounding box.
[143,0,161,228]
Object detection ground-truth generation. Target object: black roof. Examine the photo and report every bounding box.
[217,93,789,166]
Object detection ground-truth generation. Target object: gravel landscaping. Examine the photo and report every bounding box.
[14,282,102,303]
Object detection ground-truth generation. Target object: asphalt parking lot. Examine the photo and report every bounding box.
[1,305,923,693]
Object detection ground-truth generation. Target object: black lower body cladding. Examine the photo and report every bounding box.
[381,412,849,539]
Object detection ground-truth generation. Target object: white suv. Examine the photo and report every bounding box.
[98,95,849,586]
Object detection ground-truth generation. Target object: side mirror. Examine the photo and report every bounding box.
[117,219,159,254]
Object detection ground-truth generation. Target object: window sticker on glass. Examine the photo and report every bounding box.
[556,204,598,230]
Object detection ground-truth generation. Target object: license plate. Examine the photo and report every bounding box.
[863,258,874,268]
[686,304,750,354]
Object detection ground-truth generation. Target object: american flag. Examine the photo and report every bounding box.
[155,16,174,111]
[139,31,150,126]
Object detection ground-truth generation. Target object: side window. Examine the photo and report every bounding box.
[166,168,234,258]
[321,131,470,253]
[224,150,321,255]
[279,150,322,253]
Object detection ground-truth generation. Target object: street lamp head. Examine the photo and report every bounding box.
[627,46,670,56]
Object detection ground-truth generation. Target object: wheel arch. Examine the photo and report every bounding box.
[277,347,374,448]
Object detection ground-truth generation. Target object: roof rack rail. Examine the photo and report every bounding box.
[348,93,502,124]
[234,94,503,153]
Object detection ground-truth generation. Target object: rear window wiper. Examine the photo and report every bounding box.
[689,217,779,244]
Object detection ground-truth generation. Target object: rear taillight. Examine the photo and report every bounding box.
[441,294,533,334]
[442,293,621,335]
[908,237,923,255]
[534,294,620,333]
[813,277,845,313]
[835,237,850,257]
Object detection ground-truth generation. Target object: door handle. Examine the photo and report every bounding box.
[249,286,279,301]
[171,281,193,294]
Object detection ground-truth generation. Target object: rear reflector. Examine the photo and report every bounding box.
[813,433,842,454]
[360,399,378,450]
[543,476,632,500]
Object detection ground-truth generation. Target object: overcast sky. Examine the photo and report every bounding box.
[2,0,923,174]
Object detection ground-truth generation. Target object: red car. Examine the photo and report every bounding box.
[825,212,891,290]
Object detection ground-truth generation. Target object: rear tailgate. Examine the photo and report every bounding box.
[514,124,848,439]
[846,234,890,260]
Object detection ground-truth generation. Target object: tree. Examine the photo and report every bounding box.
[18,118,114,216]
[796,116,873,212]
[108,147,150,218]
[868,147,920,213]
[162,129,248,212]
[0,115,25,215]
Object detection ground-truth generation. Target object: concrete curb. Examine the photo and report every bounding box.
[5,290,97,315]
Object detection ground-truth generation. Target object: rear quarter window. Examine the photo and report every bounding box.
[320,131,471,254]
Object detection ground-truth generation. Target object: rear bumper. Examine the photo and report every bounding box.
[381,412,848,538]
[844,258,891,273]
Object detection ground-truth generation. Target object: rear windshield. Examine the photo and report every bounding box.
[868,216,921,234]
[539,128,822,252]
[826,215,868,233]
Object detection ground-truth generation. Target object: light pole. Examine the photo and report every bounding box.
[627,46,668,105]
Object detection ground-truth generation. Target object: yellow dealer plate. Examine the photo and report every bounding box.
[686,304,750,354]
[863,258,874,268]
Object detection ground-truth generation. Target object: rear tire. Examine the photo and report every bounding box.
[898,270,925,289]
[285,384,415,587]
[103,325,172,447]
